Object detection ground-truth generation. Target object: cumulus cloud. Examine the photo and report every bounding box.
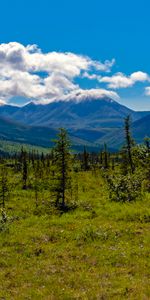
[0,42,116,104]
[0,42,149,105]
[100,71,150,89]
[130,71,149,82]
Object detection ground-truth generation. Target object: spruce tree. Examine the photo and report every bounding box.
[21,149,28,189]
[103,143,109,169]
[124,115,135,174]
[0,165,9,208]
[144,137,150,191]
[52,128,71,209]
[83,146,89,171]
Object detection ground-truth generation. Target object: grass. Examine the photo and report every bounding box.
[0,171,150,299]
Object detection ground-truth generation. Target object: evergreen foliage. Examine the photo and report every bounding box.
[51,128,72,209]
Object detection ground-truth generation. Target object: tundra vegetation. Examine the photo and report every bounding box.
[0,118,150,299]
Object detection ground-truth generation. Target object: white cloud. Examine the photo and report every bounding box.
[0,42,149,105]
[100,71,150,89]
[64,88,119,101]
[145,86,150,96]
[0,42,116,104]
[36,88,119,104]
[130,71,149,82]
[0,99,6,105]
[0,42,114,76]
[82,72,101,80]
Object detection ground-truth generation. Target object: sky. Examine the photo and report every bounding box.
[0,0,150,110]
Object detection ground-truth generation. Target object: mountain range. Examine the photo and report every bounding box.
[0,96,149,151]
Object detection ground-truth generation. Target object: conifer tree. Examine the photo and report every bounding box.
[124,115,135,174]
[144,137,150,191]
[52,128,71,209]
[21,149,28,189]
[83,146,89,171]
[103,143,109,169]
[0,165,9,208]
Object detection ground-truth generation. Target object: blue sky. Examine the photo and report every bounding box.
[0,0,150,110]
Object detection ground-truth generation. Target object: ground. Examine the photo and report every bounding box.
[0,171,150,299]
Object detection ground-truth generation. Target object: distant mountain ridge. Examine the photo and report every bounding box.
[97,114,150,149]
[0,97,147,128]
[0,116,57,148]
[0,116,98,151]
[0,96,149,151]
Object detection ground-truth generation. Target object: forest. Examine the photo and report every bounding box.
[0,116,150,299]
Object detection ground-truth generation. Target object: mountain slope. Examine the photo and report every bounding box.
[132,114,150,142]
[0,104,20,118]
[0,117,57,148]
[0,98,149,152]
[0,116,99,150]
[0,97,134,128]
[97,114,150,149]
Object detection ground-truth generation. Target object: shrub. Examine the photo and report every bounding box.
[107,173,142,202]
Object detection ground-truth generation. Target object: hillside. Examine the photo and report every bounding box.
[97,114,150,149]
[0,117,57,148]
[132,114,150,142]
[0,97,134,128]
[0,117,99,152]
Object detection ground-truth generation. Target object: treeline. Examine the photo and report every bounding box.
[0,116,150,219]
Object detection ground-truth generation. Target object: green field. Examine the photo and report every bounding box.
[0,139,50,155]
[0,170,150,300]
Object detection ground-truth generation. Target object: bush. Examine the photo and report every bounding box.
[107,173,142,202]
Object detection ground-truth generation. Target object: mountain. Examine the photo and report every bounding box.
[0,97,149,152]
[97,114,150,149]
[0,116,99,151]
[0,116,57,148]
[0,97,135,128]
[132,114,150,142]
[0,104,20,118]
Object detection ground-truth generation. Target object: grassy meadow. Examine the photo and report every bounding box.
[0,169,150,299]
